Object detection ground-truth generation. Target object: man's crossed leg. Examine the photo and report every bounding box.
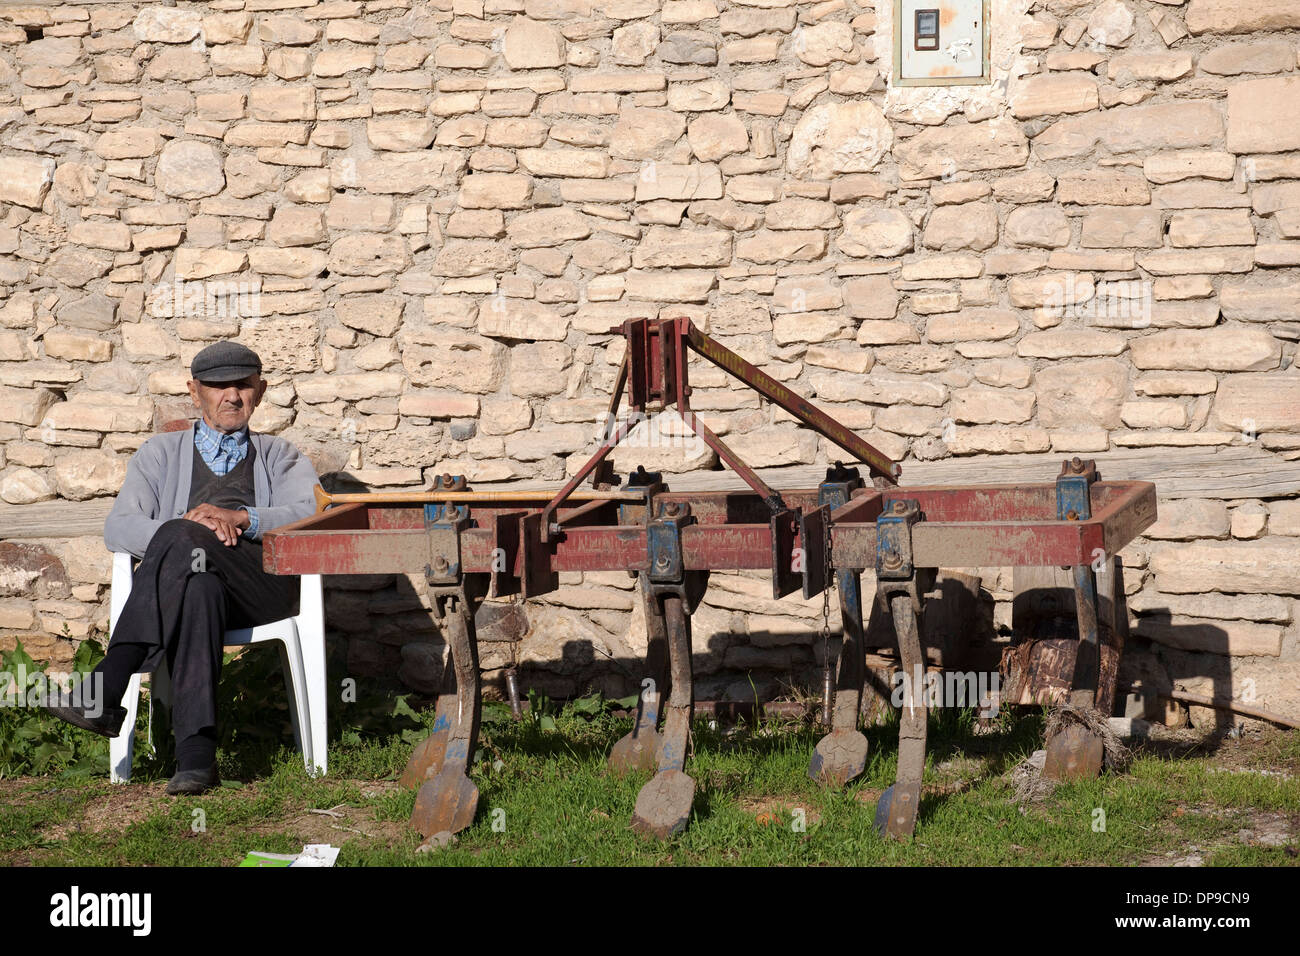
[46,518,299,794]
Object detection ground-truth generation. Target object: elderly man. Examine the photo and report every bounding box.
[45,341,321,794]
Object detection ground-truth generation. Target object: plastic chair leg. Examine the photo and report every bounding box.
[275,631,313,774]
[298,575,328,777]
[109,672,142,784]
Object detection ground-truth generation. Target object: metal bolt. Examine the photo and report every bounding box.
[883,553,903,568]
[1070,457,1083,473]
[893,501,907,514]
[441,472,452,487]
[665,502,681,516]
[1066,510,1078,521]
[433,556,449,571]
[654,554,670,569]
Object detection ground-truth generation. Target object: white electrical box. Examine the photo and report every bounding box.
[894,0,990,86]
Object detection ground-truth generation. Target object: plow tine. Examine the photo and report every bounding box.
[411,590,483,840]
[401,645,458,790]
[875,592,926,841]
[631,594,696,839]
[1044,563,1106,781]
[399,691,456,790]
[809,569,870,788]
[609,680,662,774]
[610,573,669,774]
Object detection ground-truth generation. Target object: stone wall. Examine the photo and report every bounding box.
[1,0,1298,721]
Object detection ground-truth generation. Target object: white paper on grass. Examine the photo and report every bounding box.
[289,843,340,867]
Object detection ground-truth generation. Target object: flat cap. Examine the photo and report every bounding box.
[191,341,262,383]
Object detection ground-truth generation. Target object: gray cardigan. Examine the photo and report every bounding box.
[104,425,322,558]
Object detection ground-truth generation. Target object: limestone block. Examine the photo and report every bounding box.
[518,148,611,178]
[1086,0,1135,47]
[1168,209,1255,248]
[1185,1,1300,34]
[508,208,592,248]
[1004,205,1070,248]
[736,230,826,263]
[134,8,202,43]
[632,226,731,268]
[69,220,132,252]
[313,48,376,77]
[336,296,405,338]
[249,85,316,122]
[367,118,436,152]
[1034,102,1222,160]
[923,203,998,252]
[947,426,1051,455]
[327,235,409,277]
[1034,359,1129,429]
[268,207,326,247]
[0,156,55,209]
[1212,373,1300,432]
[1228,76,1300,153]
[1144,150,1237,184]
[1150,540,1300,595]
[1057,169,1150,206]
[927,310,1020,342]
[509,342,572,398]
[249,247,329,279]
[837,207,911,257]
[687,113,748,162]
[1200,40,1295,75]
[634,163,723,201]
[401,330,507,393]
[54,451,128,501]
[894,119,1028,179]
[1129,328,1280,371]
[1,469,55,505]
[1080,207,1162,248]
[477,300,570,340]
[786,100,891,179]
[1010,72,1098,119]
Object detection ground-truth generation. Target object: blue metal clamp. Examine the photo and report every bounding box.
[876,498,922,580]
[1055,457,1098,521]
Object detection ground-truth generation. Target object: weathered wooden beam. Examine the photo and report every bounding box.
[660,446,1300,501]
[0,499,113,540]
[489,444,1300,501]
[2,444,1294,540]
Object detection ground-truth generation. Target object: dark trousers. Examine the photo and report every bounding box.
[105,518,300,743]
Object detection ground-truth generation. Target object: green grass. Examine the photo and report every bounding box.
[3,697,1297,867]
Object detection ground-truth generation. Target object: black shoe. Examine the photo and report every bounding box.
[166,766,221,796]
[42,693,126,739]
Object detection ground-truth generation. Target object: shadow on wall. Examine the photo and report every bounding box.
[1129,608,1239,742]
[314,557,1255,752]
[1009,568,1240,749]
[331,577,836,706]
[325,568,1005,711]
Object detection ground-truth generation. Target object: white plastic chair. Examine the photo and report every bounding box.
[107,551,328,781]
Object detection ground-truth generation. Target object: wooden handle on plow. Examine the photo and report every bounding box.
[313,484,645,512]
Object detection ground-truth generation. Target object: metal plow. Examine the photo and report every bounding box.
[265,316,1156,843]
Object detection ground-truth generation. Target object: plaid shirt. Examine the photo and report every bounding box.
[193,418,258,538]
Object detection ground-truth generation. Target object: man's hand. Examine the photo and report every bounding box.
[182,503,250,547]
